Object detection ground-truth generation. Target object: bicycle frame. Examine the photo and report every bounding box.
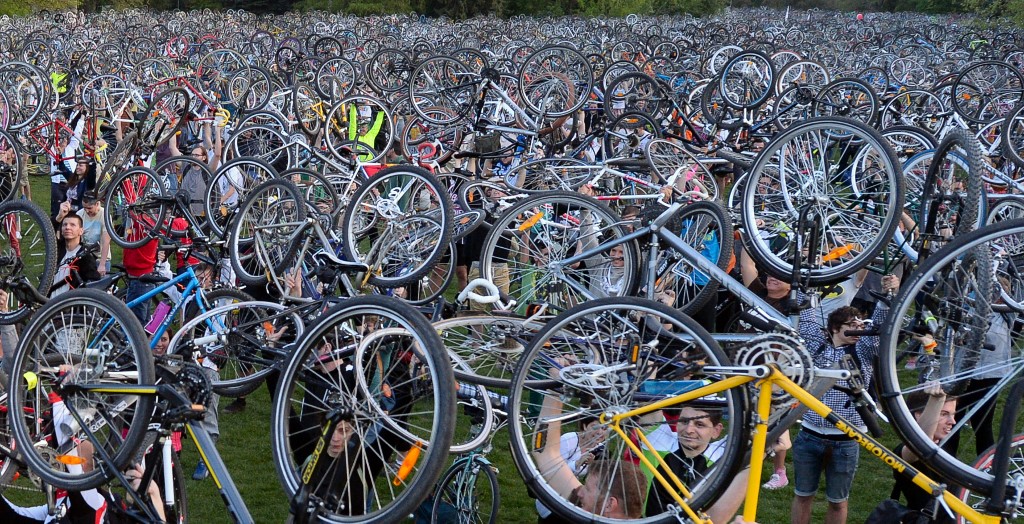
[550,200,797,335]
[124,265,216,346]
[67,382,254,523]
[599,366,1005,524]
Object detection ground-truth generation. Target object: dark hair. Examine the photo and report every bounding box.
[827,306,863,338]
[62,214,84,227]
[82,190,99,204]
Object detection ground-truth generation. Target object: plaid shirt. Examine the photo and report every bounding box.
[799,302,889,433]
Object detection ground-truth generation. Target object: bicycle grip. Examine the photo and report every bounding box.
[454,151,482,159]
[843,328,878,337]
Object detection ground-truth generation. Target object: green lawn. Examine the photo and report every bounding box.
[16,169,985,523]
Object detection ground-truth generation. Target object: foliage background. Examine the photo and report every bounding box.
[0,0,1015,22]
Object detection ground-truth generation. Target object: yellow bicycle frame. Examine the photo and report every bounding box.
[599,367,1002,524]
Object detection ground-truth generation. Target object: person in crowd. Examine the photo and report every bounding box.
[76,191,110,275]
[792,275,900,524]
[888,382,957,524]
[50,214,100,297]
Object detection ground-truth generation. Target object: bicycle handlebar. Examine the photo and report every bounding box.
[457,278,515,310]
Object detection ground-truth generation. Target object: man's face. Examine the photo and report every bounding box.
[832,317,865,346]
[327,420,355,458]
[676,407,722,458]
[62,217,83,241]
[932,400,958,441]
[577,472,608,515]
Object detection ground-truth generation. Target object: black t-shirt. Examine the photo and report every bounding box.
[645,449,715,517]
[891,444,954,524]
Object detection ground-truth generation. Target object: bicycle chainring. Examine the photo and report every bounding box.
[733,332,813,405]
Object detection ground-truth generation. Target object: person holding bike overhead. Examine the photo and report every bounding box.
[50,213,100,298]
[348,104,385,162]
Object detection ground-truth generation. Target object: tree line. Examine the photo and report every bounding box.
[0,0,1018,27]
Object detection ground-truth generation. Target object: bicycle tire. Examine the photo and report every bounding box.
[408,56,476,125]
[205,157,279,240]
[342,165,453,287]
[104,166,168,249]
[718,50,776,110]
[434,313,549,390]
[1002,101,1024,171]
[270,295,455,524]
[879,220,1013,495]
[323,95,394,164]
[740,116,905,285]
[517,45,593,117]
[956,433,1024,523]
[431,457,499,524]
[0,200,57,324]
[8,289,156,491]
[228,178,307,287]
[389,240,456,307]
[507,296,745,524]
[171,300,302,399]
[138,87,190,150]
[918,127,985,261]
[652,200,734,316]
[479,191,639,311]
[154,155,213,232]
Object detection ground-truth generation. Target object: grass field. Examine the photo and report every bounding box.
[16,170,972,523]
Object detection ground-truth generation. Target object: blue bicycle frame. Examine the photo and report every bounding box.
[124,265,214,348]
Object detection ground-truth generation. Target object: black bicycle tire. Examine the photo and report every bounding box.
[431,457,499,524]
[342,165,453,287]
[270,295,455,524]
[507,296,745,524]
[8,289,156,491]
[0,200,57,324]
[654,200,734,316]
[918,127,984,258]
[878,219,1014,495]
[104,166,168,249]
[229,178,307,287]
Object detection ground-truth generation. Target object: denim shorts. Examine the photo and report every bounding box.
[792,429,860,503]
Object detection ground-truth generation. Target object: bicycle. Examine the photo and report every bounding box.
[504,295,1017,524]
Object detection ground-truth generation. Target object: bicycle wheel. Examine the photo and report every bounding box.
[138,87,190,149]
[812,77,879,127]
[388,240,455,307]
[229,178,307,287]
[1002,101,1024,170]
[408,56,476,125]
[104,166,168,249]
[603,72,670,120]
[651,200,734,316]
[154,155,213,230]
[224,124,289,165]
[517,46,592,117]
[718,50,775,110]
[957,433,1024,523]
[434,313,547,390]
[205,157,278,240]
[603,111,660,159]
[918,127,985,260]
[505,157,596,194]
[431,457,499,524]
[507,297,745,524]
[342,165,453,287]
[270,295,455,524]
[479,191,639,311]
[0,200,57,324]
[951,60,1024,125]
[879,220,1015,495]
[740,116,905,285]
[172,299,302,399]
[8,289,156,491]
[323,95,394,164]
